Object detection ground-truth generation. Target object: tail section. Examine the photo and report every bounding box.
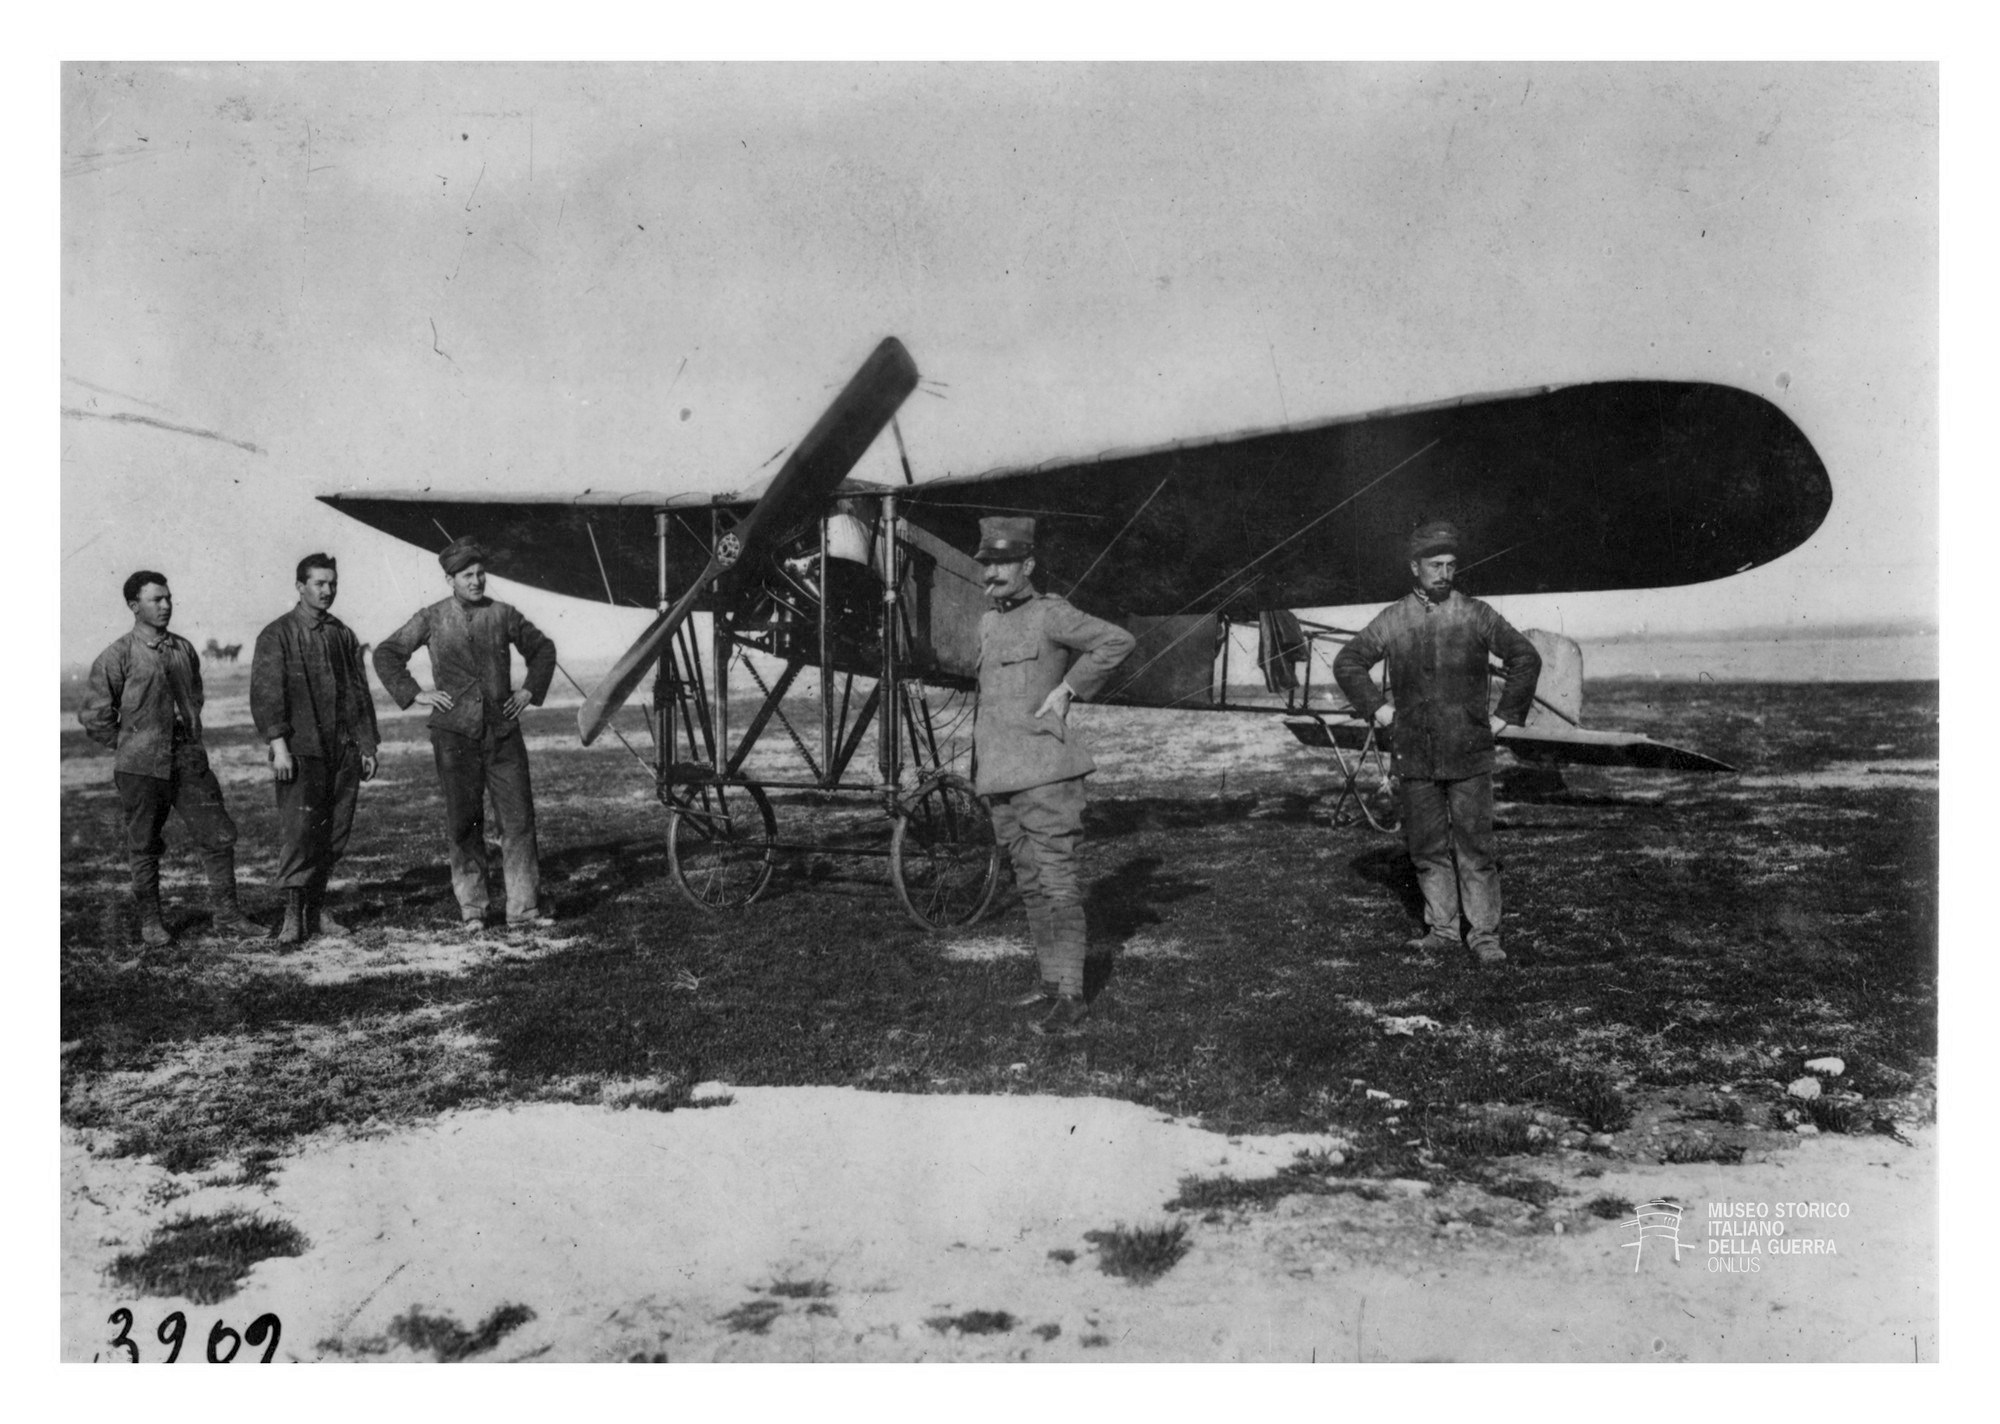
[1518,629,1584,728]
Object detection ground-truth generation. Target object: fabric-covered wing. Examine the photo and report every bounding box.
[314,489,756,609]
[897,381,1830,617]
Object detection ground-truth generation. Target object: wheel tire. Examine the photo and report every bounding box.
[890,773,1001,930]
[666,779,778,911]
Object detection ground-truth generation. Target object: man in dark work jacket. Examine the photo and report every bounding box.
[373,537,557,930]
[973,516,1136,1034]
[79,570,265,947]
[1333,520,1541,965]
[251,552,380,945]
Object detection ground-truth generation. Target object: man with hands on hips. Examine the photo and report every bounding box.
[373,537,557,932]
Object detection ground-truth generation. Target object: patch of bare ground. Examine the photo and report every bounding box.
[61,1095,1933,1361]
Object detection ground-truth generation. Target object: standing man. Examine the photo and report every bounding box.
[79,571,265,947]
[251,553,381,946]
[373,537,557,931]
[1333,521,1541,965]
[972,517,1136,1034]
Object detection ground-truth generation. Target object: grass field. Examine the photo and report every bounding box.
[59,670,1937,1199]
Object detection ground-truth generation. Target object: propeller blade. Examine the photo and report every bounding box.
[576,588,704,747]
[577,337,920,745]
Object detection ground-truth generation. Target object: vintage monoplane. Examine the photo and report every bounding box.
[322,337,1830,929]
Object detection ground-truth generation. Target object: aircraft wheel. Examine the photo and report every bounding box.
[890,773,1001,931]
[666,780,778,911]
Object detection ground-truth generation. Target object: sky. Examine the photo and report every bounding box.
[59,62,1936,669]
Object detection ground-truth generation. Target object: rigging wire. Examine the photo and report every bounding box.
[1103,437,1441,691]
[557,660,655,776]
[1065,475,1172,600]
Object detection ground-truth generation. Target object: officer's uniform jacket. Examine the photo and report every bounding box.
[974,591,1136,796]
[78,628,209,778]
[1332,588,1541,781]
[373,597,556,741]
[251,605,381,759]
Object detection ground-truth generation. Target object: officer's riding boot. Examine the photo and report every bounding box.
[1049,901,1089,1002]
[203,849,267,940]
[1005,904,1060,1009]
[132,855,173,949]
[1030,902,1091,1036]
[274,889,307,948]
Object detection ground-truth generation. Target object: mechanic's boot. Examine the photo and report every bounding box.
[506,895,557,931]
[305,874,350,937]
[132,856,173,949]
[1401,929,1461,956]
[208,893,267,941]
[274,889,307,948]
[203,849,267,940]
[1003,905,1060,1009]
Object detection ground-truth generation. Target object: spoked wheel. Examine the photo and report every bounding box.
[890,773,1001,930]
[666,779,778,911]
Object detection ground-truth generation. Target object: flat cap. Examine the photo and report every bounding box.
[1406,520,1462,561]
[975,516,1036,564]
[438,536,489,575]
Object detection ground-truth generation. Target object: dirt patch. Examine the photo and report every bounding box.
[62,1091,1934,1362]
[275,928,585,986]
[1733,759,1938,791]
[938,935,1030,964]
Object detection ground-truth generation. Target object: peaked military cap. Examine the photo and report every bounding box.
[975,516,1036,564]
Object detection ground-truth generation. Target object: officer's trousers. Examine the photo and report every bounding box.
[988,775,1089,997]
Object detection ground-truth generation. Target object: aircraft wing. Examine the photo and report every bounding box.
[1284,715,1735,773]
[317,468,917,609]
[315,487,761,609]
[897,380,1830,617]
[320,379,1825,623]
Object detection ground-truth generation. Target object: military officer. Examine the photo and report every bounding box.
[972,516,1136,1034]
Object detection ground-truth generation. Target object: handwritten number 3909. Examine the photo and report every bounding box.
[106,1307,282,1363]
